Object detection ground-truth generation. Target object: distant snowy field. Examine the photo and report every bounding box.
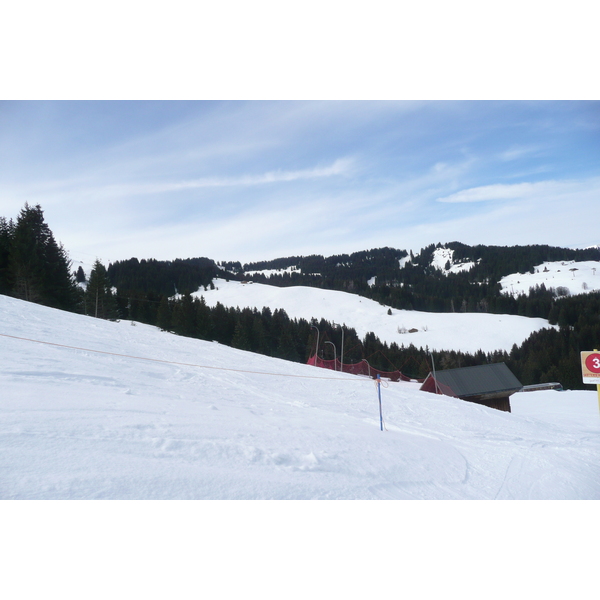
[500,260,600,297]
[197,278,555,354]
[2,294,598,500]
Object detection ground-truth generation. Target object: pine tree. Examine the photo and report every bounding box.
[251,317,270,355]
[156,296,172,331]
[85,259,118,319]
[171,292,196,336]
[275,328,300,362]
[75,266,86,283]
[231,320,252,351]
[211,302,235,344]
[9,203,52,303]
[8,203,79,310]
[0,216,14,294]
[44,238,80,311]
[195,295,212,340]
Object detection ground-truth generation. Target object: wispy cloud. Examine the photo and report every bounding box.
[436,181,553,203]
[119,158,353,195]
[0,158,353,208]
[499,145,542,161]
[0,157,354,221]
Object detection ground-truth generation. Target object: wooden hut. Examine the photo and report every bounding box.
[419,362,522,412]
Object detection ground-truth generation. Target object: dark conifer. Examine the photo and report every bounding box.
[195,295,212,340]
[85,259,118,320]
[9,203,51,303]
[231,320,252,351]
[156,296,172,331]
[8,204,79,310]
[0,216,14,294]
[171,292,196,336]
[75,266,86,283]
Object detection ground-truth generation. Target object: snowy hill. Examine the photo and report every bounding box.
[421,247,600,295]
[500,260,600,297]
[2,294,599,500]
[197,278,555,354]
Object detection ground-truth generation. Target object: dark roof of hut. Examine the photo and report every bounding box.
[420,363,522,399]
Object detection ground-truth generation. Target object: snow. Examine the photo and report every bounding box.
[399,255,411,268]
[431,247,477,274]
[244,265,300,278]
[70,256,96,279]
[2,293,599,501]
[198,278,554,354]
[431,247,454,270]
[500,260,600,297]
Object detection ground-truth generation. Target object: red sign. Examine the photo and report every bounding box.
[581,352,600,384]
[585,353,600,373]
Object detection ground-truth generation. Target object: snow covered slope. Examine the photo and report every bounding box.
[2,294,599,500]
[430,247,478,274]
[197,279,554,354]
[500,260,600,297]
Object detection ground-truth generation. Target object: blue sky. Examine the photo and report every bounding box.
[1,100,598,264]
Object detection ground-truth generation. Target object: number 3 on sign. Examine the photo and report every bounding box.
[585,353,600,374]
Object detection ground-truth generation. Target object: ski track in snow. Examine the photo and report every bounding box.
[1,294,599,500]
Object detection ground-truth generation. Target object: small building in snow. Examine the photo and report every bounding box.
[419,362,522,412]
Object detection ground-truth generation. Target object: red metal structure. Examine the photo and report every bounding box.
[307,354,413,382]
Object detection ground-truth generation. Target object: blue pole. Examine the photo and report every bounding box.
[377,374,383,431]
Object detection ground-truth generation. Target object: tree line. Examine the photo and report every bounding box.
[2,204,600,390]
[239,242,600,319]
[107,256,219,297]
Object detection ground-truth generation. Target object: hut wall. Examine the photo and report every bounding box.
[463,396,512,413]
